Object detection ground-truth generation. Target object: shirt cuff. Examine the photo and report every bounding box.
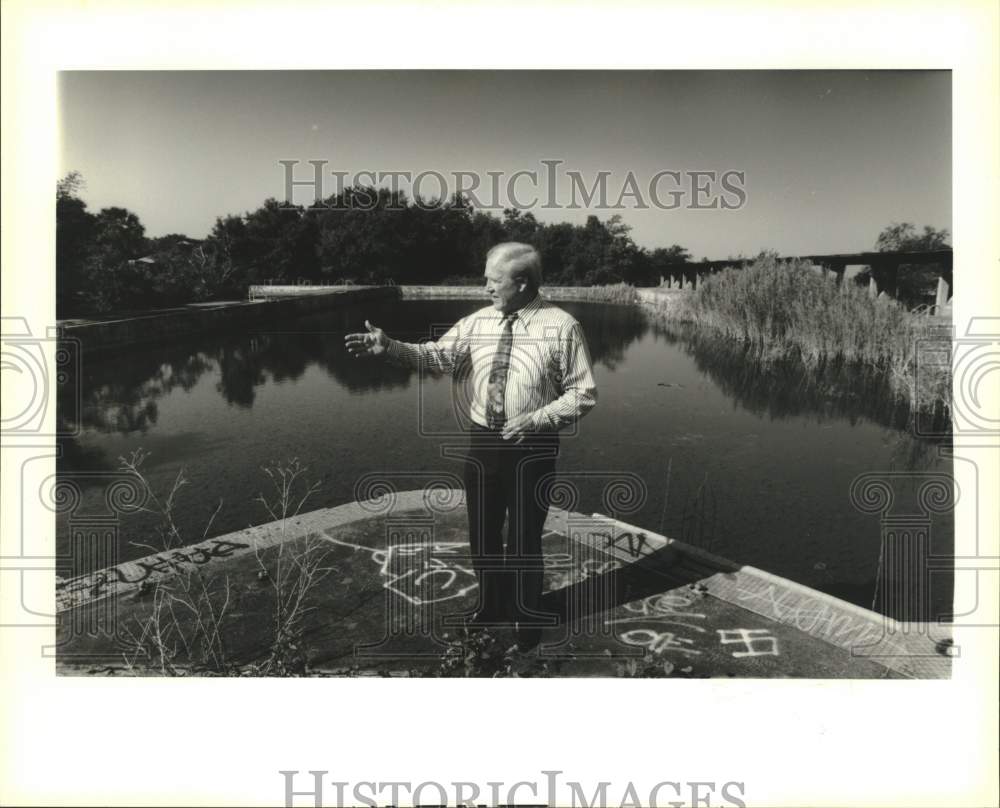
[385,339,406,363]
[531,408,557,431]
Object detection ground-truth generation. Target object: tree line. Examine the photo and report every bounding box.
[56,172,691,317]
[56,171,950,318]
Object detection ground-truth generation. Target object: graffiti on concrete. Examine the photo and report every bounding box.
[327,536,625,607]
[605,592,708,658]
[116,540,250,583]
[608,592,709,633]
[605,592,787,662]
[545,550,622,591]
[717,628,779,658]
[326,537,479,606]
[619,629,702,657]
[601,530,653,559]
[57,539,250,608]
[573,529,654,560]
[731,580,904,654]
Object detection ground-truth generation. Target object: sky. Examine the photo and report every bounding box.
[59,70,951,259]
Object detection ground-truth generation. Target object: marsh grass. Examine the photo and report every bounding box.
[572,282,640,304]
[654,254,952,421]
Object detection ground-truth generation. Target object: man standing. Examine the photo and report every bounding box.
[344,242,598,650]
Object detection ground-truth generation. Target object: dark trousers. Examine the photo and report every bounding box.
[463,424,559,629]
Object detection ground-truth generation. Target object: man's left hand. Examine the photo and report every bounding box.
[500,413,537,443]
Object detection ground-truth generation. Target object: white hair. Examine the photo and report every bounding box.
[486,242,543,289]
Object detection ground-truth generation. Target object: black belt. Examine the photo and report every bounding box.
[467,421,559,448]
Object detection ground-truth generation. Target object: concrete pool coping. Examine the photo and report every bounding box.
[55,488,951,678]
[58,286,672,353]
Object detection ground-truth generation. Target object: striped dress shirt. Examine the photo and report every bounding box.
[385,294,598,431]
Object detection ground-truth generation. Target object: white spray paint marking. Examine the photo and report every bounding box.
[619,629,702,657]
[717,628,780,658]
[326,536,620,606]
[325,537,478,606]
[606,592,708,633]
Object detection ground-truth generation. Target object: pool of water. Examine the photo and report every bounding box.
[57,298,953,618]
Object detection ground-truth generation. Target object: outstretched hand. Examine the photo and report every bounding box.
[344,320,389,358]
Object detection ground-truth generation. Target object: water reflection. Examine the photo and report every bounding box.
[649,320,949,464]
[58,301,649,448]
[59,300,945,472]
[565,301,649,371]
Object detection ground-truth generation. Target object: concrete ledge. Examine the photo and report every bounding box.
[248,284,363,297]
[399,285,640,303]
[572,513,950,679]
[56,489,950,678]
[60,286,400,354]
[62,284,649,354]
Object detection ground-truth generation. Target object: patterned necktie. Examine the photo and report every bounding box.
[486,313,516,429]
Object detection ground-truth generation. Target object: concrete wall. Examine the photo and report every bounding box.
[62,286,399,354]
[62,283,664,354]
[636,287,688,304]
[397,285,485,298]
[399,285,642,302]
[253,283,656,303]
[248,284,358,298]
[636,287,691,319]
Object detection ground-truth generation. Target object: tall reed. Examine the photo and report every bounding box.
[568,282,639,304]
[660,254,951,419]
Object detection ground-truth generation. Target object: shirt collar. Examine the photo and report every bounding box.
[499,292,545,328]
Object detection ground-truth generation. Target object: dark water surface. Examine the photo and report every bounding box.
[59,299,953,617]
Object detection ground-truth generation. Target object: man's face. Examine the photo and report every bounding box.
[484,257,525,313]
